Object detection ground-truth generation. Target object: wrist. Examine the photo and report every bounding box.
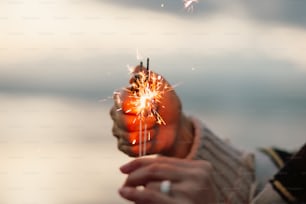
[162,113,195,158]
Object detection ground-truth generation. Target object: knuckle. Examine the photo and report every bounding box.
[147,163,159,173]
[109,107,115,118]
[154,156,166,163]
[188,163,212,181]
[189,168,203,180]
[146,163,161,177]
[145,183,158,191]
[110,105,121,120]
[119,145,137,157]
[112,127,123,140]
[112,124,117,135]
[117,140,123,150]
[195,160,213,172]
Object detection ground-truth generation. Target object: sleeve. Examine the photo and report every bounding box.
[251,183,288,204]
[253,144,306,204]
[185,117,256,204]
[270,143,306,203]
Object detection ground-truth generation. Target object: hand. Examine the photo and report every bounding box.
[110,65,194,158]
[118,157,217,204]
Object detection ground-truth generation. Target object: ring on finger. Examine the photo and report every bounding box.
[160,180,171,195]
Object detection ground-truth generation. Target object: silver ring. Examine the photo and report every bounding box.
[160,180,171,195]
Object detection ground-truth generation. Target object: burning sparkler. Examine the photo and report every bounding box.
[126,58,167,156]
[129,59,166,124]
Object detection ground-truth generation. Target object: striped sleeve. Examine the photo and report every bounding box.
[185,117,256,204]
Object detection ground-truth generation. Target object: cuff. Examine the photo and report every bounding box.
[184,117,203,160]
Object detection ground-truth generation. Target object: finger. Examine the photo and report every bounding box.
[146,181,182,198]
[145,181,160,191]
[120,91,158,116]
[117,137,129,147]
[113,123,158,145]
[119,140,154,157]
[119,136,173,157]
[119,186,174,204]
[111,124,119,139]
[123,163,186,187]
[121,94,140,114]
[110,103,157,132]
[120,156,194,174]
[112,122,128,140]
[117,114,157,132]
[109,105,120,121]
[113,88,139,113]
[113,90,123,110]
[110,105,129,130]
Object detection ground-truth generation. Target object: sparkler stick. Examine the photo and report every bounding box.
[139,60,143,156]
[139,111,143,156]
[138,58,149,156]
[144,123,147,156]
[141,58,150,156]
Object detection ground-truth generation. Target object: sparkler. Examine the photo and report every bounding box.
[127,58,167,156]
[183,0,198,12]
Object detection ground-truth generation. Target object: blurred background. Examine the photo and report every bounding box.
[0,0,306,203]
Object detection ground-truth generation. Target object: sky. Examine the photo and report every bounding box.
[0,0,306,100]
[0,0,306,203]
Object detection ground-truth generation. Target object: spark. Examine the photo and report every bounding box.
[183,0,198,12]
[128,67,167,125]
[125,59,171,156]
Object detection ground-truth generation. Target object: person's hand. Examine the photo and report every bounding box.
[110,65,194,158]
[118,157,217,204]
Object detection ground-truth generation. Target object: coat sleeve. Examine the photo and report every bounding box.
[251,183,287,204]
[183,117,306,204]
[253,144,306,204]
[184,117,256,204]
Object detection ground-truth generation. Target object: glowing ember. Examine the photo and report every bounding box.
[128,65,167,125]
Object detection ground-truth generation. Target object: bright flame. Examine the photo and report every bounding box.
[121,65,172,156]
[128,67,167,125]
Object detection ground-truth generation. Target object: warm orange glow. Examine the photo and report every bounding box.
[127,67,167,125]
[119,65,173,156]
